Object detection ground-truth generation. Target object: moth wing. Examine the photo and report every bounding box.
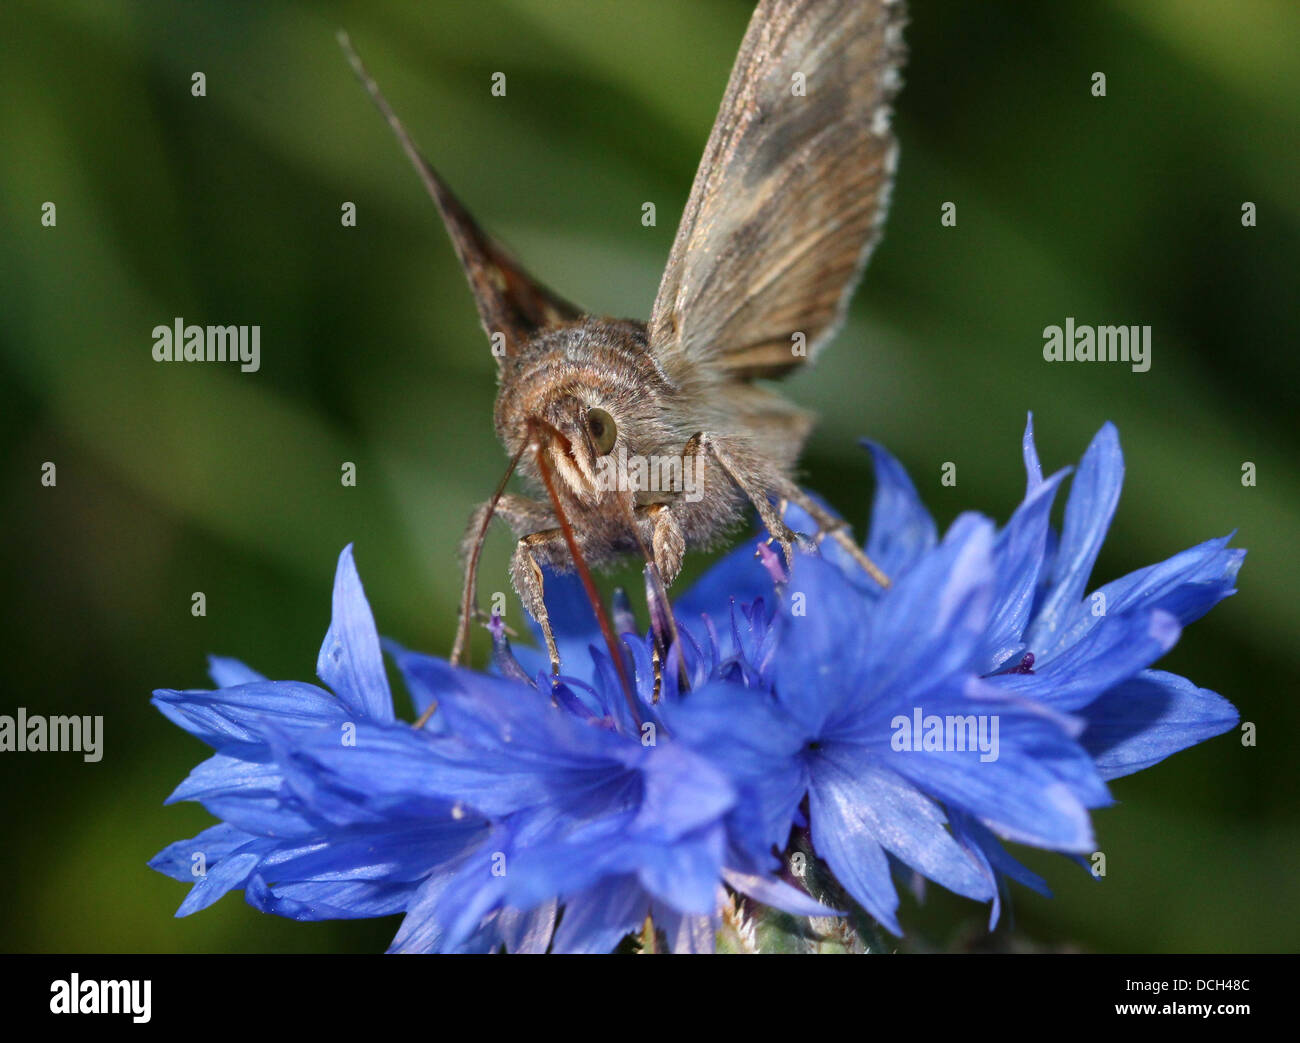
[422,165,584,360]
[340,32,581,364]
[711,382,815,470]
[648,0,905,381]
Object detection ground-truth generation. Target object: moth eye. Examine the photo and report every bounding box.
[586,407,618,455]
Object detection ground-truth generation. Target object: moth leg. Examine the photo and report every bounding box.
[640,502,686,586]
[452,493,553,665]
[695,433,809,571]
[634,502,688,699]
[775,480,891,590]
[509,528,565,675]
[456,493,553,567]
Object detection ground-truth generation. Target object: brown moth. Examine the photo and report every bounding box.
[339,0,905,684]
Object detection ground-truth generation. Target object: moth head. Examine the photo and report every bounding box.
[496,321,672,507]
[500,388,621,507]
[535,400,618,506]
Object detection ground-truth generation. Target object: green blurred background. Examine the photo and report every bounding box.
[1,0,1296,953]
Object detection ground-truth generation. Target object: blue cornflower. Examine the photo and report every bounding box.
[151,419,1244,949]
[670,417,1242,927]
[378,600,830,952]
[668,518,1110,934]
[844,418,1243,729]
[149,546,492,930]
[152,547,824,953]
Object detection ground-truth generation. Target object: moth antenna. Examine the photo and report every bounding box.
[529,420,642,728]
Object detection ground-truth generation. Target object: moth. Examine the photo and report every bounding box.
[340,0,905,687]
